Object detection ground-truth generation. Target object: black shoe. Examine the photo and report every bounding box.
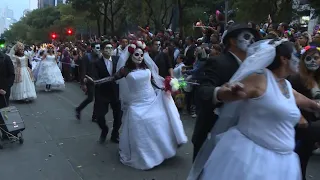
[75,109,81,120]
[110,136,119,144]
[92,118,97,123]
[99,129,108,144]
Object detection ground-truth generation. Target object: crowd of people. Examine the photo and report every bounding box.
[1,10,320,179]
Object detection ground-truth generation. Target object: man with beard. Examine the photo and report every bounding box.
[75,43,101,122]
[191,24,260,161]
[91,41,122,144]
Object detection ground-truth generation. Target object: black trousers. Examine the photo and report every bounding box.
[76,84,96,118]
[0,92,10,109]
[95,99,122,138]
[295,121,320,180]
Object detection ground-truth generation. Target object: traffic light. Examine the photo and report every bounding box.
[67,29,72,35]
[51,33,57,39]
[0,39,5,48]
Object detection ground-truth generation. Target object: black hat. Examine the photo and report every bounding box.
[222,23,260,45]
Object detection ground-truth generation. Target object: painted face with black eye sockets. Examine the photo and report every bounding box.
[132,48,144,64]
[304,52,320,71]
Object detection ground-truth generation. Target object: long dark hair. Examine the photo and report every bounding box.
[124,54,148,72]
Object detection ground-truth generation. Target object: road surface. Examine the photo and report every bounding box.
[0,82,319,180]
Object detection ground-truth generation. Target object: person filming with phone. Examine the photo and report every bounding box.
[0,39,15,108]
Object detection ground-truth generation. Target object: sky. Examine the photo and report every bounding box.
[2,0,38,20]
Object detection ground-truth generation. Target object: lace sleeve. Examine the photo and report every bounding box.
[91,67,128,85]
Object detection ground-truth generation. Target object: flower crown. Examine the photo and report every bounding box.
[128,40,147,54]
[301,45,320,55]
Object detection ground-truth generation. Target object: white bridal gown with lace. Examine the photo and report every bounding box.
[119,69,188,170]
[36,55,65,89]
[10,55,37,101]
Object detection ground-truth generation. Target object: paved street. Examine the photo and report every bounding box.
[0,82,319,180]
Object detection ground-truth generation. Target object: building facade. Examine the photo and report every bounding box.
[38,0,56,9]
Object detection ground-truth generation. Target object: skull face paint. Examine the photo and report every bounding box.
[304,53,320,71]
[132,48,144,64]
[102,44,113,57]
[236,31,255,52]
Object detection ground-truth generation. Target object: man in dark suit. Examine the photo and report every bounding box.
[0,39,15,109]
[91,41,122,144]
[191,24,260,161]
[75,43,100,122]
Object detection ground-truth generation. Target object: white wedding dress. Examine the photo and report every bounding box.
[36,55,65,90]
[10,55,37,101]
[119,69,188,170]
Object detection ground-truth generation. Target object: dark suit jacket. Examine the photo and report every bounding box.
[79,52,98,85]
[0,52,15,92]
[192,52,240,146]
[92,56,120,103]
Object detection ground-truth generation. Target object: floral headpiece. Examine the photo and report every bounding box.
[284,30,292,36]
[301,45,320,55]
[47,44,55,49]
[128,40,147,54]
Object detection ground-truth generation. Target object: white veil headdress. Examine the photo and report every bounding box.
[187,39,289,180]
[116,43,164,110]
[8,42,24,60]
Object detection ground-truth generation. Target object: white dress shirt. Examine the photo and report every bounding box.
[104,56,113,75]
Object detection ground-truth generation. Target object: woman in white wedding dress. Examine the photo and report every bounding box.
[36,44,65,91]
[89,41,187,170]
[9,42,37,101]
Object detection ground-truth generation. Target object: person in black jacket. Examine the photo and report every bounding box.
[75,43,100,122]
[191,24,260,161]
[91,41,122,144]
[0,48,15,108]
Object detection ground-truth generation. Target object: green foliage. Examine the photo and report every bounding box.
[233,0,293,23]
[2,4,92,44]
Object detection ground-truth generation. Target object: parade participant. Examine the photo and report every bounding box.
[0,39,15,108]
[36,44,65,91]
[9,42,37,102]
[191,24,259,161]
[75,43,100,122]
[91,41,122,144]
[188,39,320,180]
[288,45,320,180]
[89,40,187,170]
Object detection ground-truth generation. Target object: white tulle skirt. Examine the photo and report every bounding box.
[199,128,301,180]
[119,89,188,170]
[36,61,65,90]
[10,67,37,101]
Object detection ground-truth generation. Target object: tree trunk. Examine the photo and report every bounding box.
[97,17,101,37]
[103,6,108,35]
[178,0,184,38]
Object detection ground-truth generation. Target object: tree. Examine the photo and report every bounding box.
[309,0,320,17]
[233,0,293,23]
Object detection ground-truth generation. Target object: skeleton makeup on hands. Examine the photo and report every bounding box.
[236,31,255,52]
[304,53,320,71]
[132,48,144,64]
